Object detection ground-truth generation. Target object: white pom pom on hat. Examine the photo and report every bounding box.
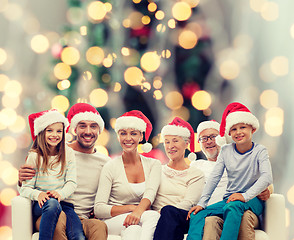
[115,110,153,153]
[161,117,197,160]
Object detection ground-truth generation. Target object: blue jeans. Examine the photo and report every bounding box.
[153,205,190,240]
[33,198,85,240]
[187,197,264,240]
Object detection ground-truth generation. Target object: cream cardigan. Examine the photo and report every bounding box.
[94,155,162,219]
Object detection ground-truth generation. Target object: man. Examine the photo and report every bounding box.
[191,120,272,240]
[18,103,110,240]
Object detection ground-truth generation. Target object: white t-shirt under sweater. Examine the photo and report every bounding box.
[71,149,110,219]
[19,145,77,203]
[190,159,228,206]
[94,155,162,219]
[152,164,205,211]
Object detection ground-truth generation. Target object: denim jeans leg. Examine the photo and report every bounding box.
[61,202,86,240]
[33,198,62,240]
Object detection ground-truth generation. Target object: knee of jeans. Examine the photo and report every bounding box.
[223,201,244,213]
[160,205,176,215]
[43,198,61,213]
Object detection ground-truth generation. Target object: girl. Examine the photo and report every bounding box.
[94,110,161,240]
[19,109,85,240]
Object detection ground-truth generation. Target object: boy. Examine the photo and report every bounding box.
[186,102,273,240]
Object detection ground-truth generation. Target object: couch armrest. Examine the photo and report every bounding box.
[11,196,34,240]
[264,193,286,240]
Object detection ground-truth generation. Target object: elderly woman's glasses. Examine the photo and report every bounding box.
[199,134,218,143]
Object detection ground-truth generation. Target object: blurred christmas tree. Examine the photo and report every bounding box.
[44,0,214,155]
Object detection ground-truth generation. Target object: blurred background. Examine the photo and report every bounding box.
[0,0,293,239]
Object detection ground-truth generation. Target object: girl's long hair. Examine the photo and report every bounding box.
[30,124,66,177]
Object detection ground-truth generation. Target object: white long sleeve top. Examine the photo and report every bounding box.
[94,155,162,219]
[190,159,228,206]
[70,149,110,219]
[152,164,205,211]
[19,145,77,203]
[198,143,273,208]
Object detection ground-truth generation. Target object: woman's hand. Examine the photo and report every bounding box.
[226,193,245,203]
[187,205,203,220]
[47,190,61,202]
[257,188,270,201]
[38,192,50,208]
[123,210,142,227]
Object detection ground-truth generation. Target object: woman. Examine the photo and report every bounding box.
[153,117,205,240]
[94,110,161,240]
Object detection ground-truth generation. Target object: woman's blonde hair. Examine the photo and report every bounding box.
[30,124,66,176]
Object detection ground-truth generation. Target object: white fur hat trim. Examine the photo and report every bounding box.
[70,111,105,133]
[225,111,259,134]
[161,125,190,138]
[34,111,69,136]
[115,116,146,133]
[196,121,220,140]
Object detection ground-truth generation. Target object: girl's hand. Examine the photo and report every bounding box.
[187,205,203,220]
[38,192,50,208]
[226,193,245,203]
[47,190,61,202]
[123,209,142,227]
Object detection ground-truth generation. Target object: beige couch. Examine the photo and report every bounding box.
[12,193,286,240]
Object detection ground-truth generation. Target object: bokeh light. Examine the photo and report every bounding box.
[264,107,284,137]
[270,56,289,76]
[2,165,18,185]
[287,185,294,205]
[57,80,71,90]
[0,188,17,206]
[124,67,144,86]
[178,30,198,49]
[219,60,240,80]
[54,62,72,80]
[4,80,22,97]
[0,74,9,91]
[140,52,161,72]
[87,1,107,22]
[51,95,70,112]
[61,47,80,65]
[153,90,163,100]
[89,88,108,107]
[8,115,26,133]
[148,2,157,12]
[260,2,279,21]
[164,91,184,110]
[191,90,212,110]
[260,89,278,109]
[172,2,192,21]
[86,46,105,65]
[0,226,12,240]
[96,129,110,146]
[0,48,7,65]
[0,136,17,154]
[2,95,19,109]
[30,34,50,54]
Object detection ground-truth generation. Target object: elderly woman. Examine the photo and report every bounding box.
[94,110,162,240]
[153,117,205,240]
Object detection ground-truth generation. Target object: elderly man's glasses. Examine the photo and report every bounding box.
[199,134,218,143]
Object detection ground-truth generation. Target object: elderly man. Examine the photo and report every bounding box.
[191,120,271,240]
[18,103,110,240]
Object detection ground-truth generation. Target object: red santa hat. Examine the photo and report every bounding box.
[67,103,104,133]
[196,120,220,141]
[115,110,153,153]
[28,109,69,141]
[216,102,259,146]
[161,117,196,161]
